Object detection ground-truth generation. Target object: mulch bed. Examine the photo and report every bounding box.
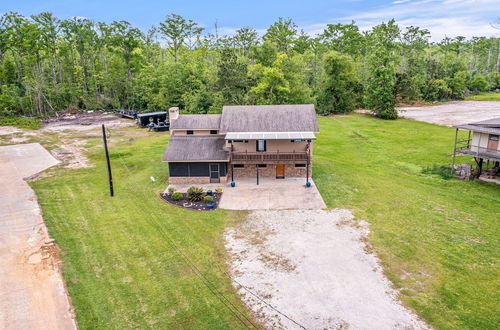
[159,192,222,211]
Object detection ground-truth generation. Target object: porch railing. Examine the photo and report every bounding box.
[231,150,309,163]
[456,139,500,160]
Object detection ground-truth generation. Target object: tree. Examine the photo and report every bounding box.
[234,27,259,56]
[317,51,358,114]
[263,17,297,53]
[365,20,400,120]
[216,49,248,105]
[319,22,365,57]
[159,14,203,62]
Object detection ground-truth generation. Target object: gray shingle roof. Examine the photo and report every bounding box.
[220,104,319,133]
[454,117,500,134]
[170,114,221,130]
[162,136,229,162]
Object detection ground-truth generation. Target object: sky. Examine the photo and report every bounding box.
[1,0,500,41]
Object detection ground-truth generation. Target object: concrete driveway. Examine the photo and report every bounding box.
[218,178,326,210]
[0,143,76,329]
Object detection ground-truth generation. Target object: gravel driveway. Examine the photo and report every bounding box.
[0,143,76,329]
[225,209,429,329]
[398,100,500,126]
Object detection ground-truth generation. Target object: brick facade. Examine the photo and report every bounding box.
[230,163,312,179]
[168,174,228,185]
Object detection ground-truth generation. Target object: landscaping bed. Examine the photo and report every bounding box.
[160,188,222,211]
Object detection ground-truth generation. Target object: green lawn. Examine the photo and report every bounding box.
[314,115,499,329]
[31,133,255,329]
[30,115,499,329]
[465,92,500,101]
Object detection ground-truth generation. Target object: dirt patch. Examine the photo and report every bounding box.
[43,111,135,132]
[225,209,429,329]
[0,126,22,135]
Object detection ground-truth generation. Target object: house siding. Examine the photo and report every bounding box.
[471,132,500,152]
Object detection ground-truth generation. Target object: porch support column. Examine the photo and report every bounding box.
[477,158,484,178]
[231,163,234,182]
[256,164,259,185]
[451,128,459,173]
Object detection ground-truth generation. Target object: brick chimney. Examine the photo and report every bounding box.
[168,107,179,121]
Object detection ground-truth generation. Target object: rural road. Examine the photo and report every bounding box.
[0,143,76,330]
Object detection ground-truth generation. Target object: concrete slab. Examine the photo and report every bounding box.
[397,100,500,126]
[218,178,326,210]
[0,143,76,330]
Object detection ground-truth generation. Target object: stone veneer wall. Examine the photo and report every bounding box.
[231,163,312,179]
[169,174,228,185]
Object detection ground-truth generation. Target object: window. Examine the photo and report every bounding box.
[295,164,306,168]
[489,134,499,141]
[233,164,245,168]
[257,164,267,168]
[210,130,218,135]
[256,139,266,152]
[186,130,194,135]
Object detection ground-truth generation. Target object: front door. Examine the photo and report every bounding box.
[276,164,285,179]
[209,164,220,183]
[488,134,499,151]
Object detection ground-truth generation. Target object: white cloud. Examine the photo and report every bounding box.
[303,0,500,41]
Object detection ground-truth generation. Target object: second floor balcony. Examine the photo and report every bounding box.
[231,150,309,164]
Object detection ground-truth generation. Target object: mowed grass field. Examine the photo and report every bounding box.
[31,133,256,329]
[314,115,499,329]
[30,115,499,329]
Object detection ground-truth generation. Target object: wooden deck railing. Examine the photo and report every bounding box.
[231,151,309,163]
[456,139,500,160]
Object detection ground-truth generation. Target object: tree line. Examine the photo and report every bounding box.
[1,12,499,120]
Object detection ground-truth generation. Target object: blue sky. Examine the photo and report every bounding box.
[2,0,500,40]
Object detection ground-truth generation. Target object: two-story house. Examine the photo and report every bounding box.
[452,117,500,177]
[162,104,319,185]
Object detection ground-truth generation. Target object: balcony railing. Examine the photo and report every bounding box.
[231,151,309,164]
[456,139,500,160]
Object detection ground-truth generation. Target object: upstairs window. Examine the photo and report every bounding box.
[210,130,218,135]
[256,139,266,152]
[186,130,194,135]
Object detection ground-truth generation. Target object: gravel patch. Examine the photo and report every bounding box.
[225,209,429,329]
[398,101,500,126]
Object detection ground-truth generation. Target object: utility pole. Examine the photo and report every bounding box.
[102,124,114,197]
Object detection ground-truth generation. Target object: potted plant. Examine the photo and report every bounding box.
[230,182,236,187]
[207,189,213,196]
[215,188,223,194]
[305,181,311,187]
[204,195,215,209]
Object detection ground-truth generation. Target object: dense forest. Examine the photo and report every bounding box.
[0,12,499,119]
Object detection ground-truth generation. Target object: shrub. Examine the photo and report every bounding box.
[167,187,176,195]
[215,188,223,194]
[171,192,183,201]
[187,186,204,201]
[425,79,451,101]
[204,195,214,203]
[422,165,453,180]
[469,76,489,92]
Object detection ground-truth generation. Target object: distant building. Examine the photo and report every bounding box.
[162,105,319,185]
[452,118,500,177]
